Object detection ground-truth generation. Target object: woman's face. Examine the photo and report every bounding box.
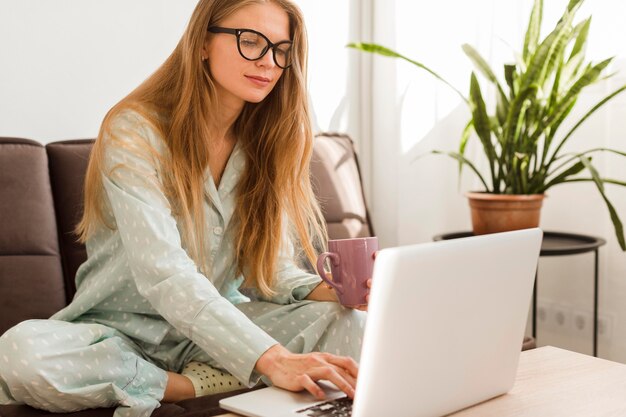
[204,2,290,110]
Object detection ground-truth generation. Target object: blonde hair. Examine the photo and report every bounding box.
[77,0,327,296]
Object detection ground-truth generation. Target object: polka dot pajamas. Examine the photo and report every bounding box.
[0,301,364,416]
[0,110,366,416]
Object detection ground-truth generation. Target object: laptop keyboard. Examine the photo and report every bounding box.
[296,396,353,416]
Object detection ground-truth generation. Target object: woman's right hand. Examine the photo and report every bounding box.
[255,344,358,400]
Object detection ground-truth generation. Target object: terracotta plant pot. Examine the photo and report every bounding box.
[466,192,545,235]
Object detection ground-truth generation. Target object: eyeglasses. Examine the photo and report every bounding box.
[208,26,293,69]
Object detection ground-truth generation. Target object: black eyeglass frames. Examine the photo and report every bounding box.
[208,26,293,69]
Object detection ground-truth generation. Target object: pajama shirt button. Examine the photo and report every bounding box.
[213,227,223,236]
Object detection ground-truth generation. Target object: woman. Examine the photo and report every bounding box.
[0,0,366,415]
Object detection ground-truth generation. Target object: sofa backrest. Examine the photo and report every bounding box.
[0,133,372,335]
[0,138,67,334]
[311,133,374,239]
[46,140,94,300]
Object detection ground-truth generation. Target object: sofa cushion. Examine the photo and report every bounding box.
[46,140,94,301]
[0,138,66,335]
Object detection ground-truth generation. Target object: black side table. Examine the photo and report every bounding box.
[433,231,606,356]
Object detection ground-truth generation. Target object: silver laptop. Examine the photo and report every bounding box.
[220,228,543,417]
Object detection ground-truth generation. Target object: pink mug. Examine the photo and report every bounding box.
[316,237,378,307]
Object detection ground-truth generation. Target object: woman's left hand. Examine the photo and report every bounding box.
[353,250,378,311]
[352,278,372,312]
[308,251,378,311]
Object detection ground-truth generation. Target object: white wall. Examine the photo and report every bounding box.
[0,0,197,142]
[0,0,359,143]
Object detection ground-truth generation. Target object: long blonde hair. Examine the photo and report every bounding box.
[77,0,327,296]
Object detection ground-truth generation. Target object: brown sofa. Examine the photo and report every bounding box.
[0,133,373,417]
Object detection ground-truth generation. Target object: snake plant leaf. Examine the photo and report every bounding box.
[604,198,624,250]
[522,8,574,92]
[564,178,626,187]
[559,58,612,105]
[462,44,498,83]
[346,42,468,103]
[518,153,531,191]
[462,44,509,103]
[568,17,591,64]
[496,93,510,128]
[503,84,539,146]
[549,4,584,89]
[489,116,504,144]
[605,179,626,187]
[469,74,495,160]
[504,64,517,98]
[579,155,626,250]
[567,0,585,12]
[542,160,586,190]
[523,93,544,145]
[462,44,510,124]
[535,58,613,145]
[457,120,474,186]
[582,148,626,159]
[561,52,586,91]
[581,154,604,190]
[557,0,584,27]
[542,100,576,163]
[432,150,490,191]
[523,0,543,65]
[547,83,626,169]
[550,148,626,177]
[547,49,566,113]
[540,21,575,88]
[600,71,618,82]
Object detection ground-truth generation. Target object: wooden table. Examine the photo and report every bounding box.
[449,346,626,416]
[217,346,626,417]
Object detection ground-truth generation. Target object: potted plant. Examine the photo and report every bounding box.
[349,0,626,250]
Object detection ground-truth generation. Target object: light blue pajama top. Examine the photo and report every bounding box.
[50,110,322,386]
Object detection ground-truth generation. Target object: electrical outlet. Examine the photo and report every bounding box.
[551,305,570,329]
[572,310,592,334]
[537,300,557,331]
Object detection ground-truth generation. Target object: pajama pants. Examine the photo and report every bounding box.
[0,301,365,417]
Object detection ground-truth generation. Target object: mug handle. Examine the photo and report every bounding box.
[316,252,343,294]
